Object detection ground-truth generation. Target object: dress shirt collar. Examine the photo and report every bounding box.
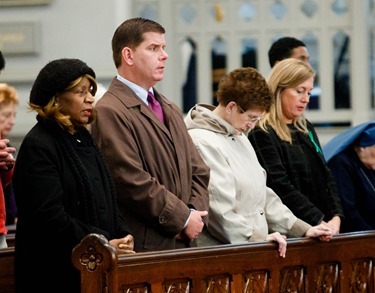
[116,74,154,104]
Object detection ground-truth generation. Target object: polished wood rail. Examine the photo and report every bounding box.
[72,231,375,293]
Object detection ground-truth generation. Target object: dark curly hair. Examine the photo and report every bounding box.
[216,67,273,113]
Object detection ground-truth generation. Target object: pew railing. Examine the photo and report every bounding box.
[72,231,375,293]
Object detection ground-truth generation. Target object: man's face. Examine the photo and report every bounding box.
[290,46,310,66]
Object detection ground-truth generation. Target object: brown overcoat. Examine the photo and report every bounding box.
[91,78,210,251]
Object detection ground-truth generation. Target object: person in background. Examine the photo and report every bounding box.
[90,17,210,252]
[185,67,333,258]
[0,52,17,248]
[249,58,343,234]
[268,36,321,109]
[323,121,375,232]
[268,36,310,68]
[0,51,5,71]
[0,83,19,225]
[13,58,135,293]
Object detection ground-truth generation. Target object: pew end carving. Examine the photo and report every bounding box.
[71,233,118,293]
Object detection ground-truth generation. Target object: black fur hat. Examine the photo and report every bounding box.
[29,58,96,106]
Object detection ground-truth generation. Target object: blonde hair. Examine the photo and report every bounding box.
[259,58,315,143]
[29,74,97,134]
[0,83,19,107]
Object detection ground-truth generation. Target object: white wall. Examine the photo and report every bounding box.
[1,0,374,148]
[0,0,132,144]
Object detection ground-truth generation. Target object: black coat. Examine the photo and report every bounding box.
[13,117,130,293]
[249,121,343,226]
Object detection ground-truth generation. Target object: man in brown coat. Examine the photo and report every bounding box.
[91,18,210,252]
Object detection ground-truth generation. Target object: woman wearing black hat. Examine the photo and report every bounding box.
[323,121,375,232]
[13,58,135,293]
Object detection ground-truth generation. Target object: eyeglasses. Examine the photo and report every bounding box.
[237,104,263,123]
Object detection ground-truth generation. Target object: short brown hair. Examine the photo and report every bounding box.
[112,17,165,68]
[216,67,273,112]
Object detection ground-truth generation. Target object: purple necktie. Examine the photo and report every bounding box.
[147,91,164,123]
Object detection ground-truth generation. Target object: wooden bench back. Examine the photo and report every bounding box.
[72,231,375,293]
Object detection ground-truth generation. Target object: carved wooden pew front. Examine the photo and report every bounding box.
[72,231,375,293]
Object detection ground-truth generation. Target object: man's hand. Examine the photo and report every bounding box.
[183,210,208,241]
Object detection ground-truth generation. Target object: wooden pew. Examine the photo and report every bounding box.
[5,224,16,247]
[0,227,16,292]
[0,247,14,293]
[5,234,15,247]
[6,224,16,235]
[72,231,375,293]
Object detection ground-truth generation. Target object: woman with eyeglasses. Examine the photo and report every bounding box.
[185,67,333,257]
[249,58,343,235]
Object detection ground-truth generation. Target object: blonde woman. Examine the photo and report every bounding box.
[185,67,333,258]
[249,58,343,234]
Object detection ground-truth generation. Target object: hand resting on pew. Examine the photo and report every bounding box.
[110,234,136,254]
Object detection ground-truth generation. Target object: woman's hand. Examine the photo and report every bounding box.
[110,234,136,254]
[324,216,341,235]
[266,232,287,258]
[305,223,333,241]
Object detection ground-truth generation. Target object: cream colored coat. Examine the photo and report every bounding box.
[185,105,311,245]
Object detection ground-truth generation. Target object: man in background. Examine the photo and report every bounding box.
[268,36,310,68]
[268,36,320,108]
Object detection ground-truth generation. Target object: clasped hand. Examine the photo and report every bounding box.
[177,210,208,242]
[0,139,15,171]
[110,234,136,254]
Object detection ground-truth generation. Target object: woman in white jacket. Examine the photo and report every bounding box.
[184,67,333,258]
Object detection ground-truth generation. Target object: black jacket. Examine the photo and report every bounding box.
[13,117,131,293]
[248,121,343,225]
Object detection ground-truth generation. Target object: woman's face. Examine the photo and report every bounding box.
[355,146,375,170]
[280,76,314,123]
[58,77,95,125]
[0,102,17,137]
[227,102,264,133]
